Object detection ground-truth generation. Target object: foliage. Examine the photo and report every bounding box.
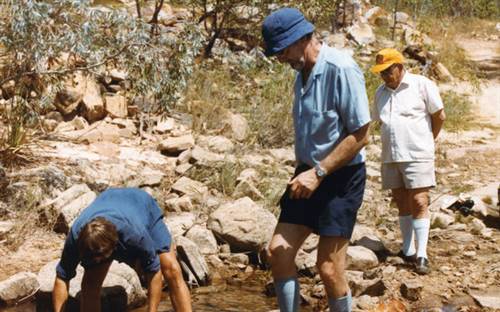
[373,0,499,19]
[182,56,295,147]
[0,0,202,159]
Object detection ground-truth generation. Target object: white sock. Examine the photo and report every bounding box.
[399,215,416,256]
[274,277,300,312]
[412,218,430,258]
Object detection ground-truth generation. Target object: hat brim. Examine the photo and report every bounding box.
[264,21,314,57]
[370,62,394,74]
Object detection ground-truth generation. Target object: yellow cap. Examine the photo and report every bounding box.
[370,48,404,73]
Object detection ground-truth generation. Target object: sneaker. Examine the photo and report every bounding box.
[415,257,430,275]
[397,250,417,263]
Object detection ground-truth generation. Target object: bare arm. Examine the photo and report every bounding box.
[80,261,112,312]
[146,270,163,312]
[53,277,69,312]
[289,123,370,199]
[431,109,445,139]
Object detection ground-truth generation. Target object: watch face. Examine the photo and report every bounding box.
[315,165,326,177]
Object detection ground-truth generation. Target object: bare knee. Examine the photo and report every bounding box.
[411,192,429,218]
[160,253,183,281]
[317,260,344,282]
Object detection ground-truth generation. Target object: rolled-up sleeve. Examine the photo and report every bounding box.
[336,66,371,132]
[56,234,79,281]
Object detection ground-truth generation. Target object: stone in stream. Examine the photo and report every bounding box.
[36,260,146,310]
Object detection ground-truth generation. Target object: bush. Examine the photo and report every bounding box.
[0,0,202,163]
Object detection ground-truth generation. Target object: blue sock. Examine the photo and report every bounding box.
[328,290,352,312]
[274,277,300,312]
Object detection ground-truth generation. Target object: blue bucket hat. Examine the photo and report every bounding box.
[262,8,315,57]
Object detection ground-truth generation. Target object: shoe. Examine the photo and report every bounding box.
[397,250,417,263]
[415,257,430,275]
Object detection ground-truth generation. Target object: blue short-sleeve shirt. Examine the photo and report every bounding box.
[293,44,371,167]
[56,188,169,281]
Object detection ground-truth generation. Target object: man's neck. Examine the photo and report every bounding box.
[301,37,322,80]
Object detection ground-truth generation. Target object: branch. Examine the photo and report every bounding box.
[0,43,137,86]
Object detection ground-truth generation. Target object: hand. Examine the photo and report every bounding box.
[288,168,322,199]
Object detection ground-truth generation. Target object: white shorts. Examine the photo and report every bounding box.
[381,161,436,190]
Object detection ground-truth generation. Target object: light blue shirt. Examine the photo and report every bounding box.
[293,43,371,167]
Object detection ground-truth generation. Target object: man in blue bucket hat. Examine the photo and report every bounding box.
[262,8,371,312]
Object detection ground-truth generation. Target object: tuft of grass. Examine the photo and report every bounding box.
[182,61,295,148]
[441,90,475,132]
[186,161,244,197]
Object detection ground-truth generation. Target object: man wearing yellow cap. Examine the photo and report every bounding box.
[371,48,446,274]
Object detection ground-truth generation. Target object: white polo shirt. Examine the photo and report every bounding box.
[372,72,443,163]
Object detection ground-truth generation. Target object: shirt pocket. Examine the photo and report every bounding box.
[309,110,339,143]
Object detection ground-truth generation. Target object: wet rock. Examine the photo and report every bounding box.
[176,236,210,286]
[53,190,97,234]
[347,246,379,270]
[185,225,218,255]
[164,212,196,239]
[347,23,375,45]
[37,260,146,309]
[81,78,106,122]
[223,112,248,142]
[171,176,208,199]
[105,94,128,118]
[0,272,39,306]
[400,279,423,301]
[470,288,500,309]
[158,134,195,155]
[430,212,455,229]
[268,148,295,166]
[208,197,277,252]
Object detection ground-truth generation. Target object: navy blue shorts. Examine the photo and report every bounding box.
[279,163,366,238]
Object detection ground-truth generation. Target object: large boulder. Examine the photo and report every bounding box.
[0,272,39,306]
[36,260,146,310]
[207,197,277,252]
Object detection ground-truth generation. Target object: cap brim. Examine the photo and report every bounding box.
[370,62,394,74]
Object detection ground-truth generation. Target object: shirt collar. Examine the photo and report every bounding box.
[312,42,327,77]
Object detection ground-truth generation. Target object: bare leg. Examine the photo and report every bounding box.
[159,246,192,312]
[316,236,349,299]
[80,261,112,312]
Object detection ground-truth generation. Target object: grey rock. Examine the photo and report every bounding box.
[176,236,210,286]
[185,225,218,255]
[37,260,146,309]
[155,117,175,133]
[430,212,455,229]
[347,246,379,270]
[223,112,248,142]
[158,135,194,155]
[470,288,500,309]
[208,197,277,252]
[53,191,97,234]
[164,212,196,239]
[197,135,234,153]
[190,146,236,166]
[105,94,128,118]
[0,272,39,306]
[295,249,317,276]
[171,176,208,199]
[165,195,194,213]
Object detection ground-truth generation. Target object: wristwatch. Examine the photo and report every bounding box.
[314,164,327,178]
